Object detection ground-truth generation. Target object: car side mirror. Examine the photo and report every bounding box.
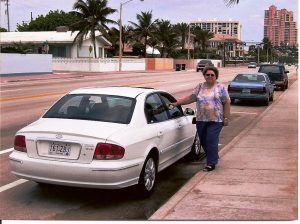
[185,108,195,115]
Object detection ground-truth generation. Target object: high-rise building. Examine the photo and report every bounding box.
[190,20,241,40]
[264,5,297,46]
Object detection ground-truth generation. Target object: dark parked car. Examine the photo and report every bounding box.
[196,59,213,72]
[258,64,289,90]
[228,73,274,105]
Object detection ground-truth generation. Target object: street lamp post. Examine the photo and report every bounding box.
[119,0,144,72]
[187,23,191,60]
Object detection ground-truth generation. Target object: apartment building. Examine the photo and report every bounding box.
[190,19,241,40]
[264,5,297,46]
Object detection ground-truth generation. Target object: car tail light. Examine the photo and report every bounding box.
[93,143,125,160]
[14,135,27,152]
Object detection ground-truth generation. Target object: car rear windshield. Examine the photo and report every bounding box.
[233,74,266,82]
[259,65,282,74]
[43,94,136,124]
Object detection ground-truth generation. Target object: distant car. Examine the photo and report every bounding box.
[9,86,202,196]
[228,73,274,105]
[196,59,213,72]
[248,62,257,68]
[258,64,289,90]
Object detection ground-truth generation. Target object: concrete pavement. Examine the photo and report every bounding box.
[150,80,298,220]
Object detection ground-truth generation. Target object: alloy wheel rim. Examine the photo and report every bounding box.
[195,135,201,155]
[144,158,156,191]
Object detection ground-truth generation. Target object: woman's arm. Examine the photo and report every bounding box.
[171,94,196,107]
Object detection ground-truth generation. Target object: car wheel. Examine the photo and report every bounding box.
[138,154,157,196]
[230,98,235,104]
[270,93,274,101]
[189,133,203,161]
[281,85,285,91]
[285,82,289,89]
[264,96,269,106]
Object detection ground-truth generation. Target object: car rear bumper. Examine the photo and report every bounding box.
[273,81,285,87]
[9,151,143,189]
[229,93,269,101]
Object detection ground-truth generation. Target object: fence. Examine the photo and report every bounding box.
[52,58,146,72]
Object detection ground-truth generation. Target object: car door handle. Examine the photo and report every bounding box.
[157,131,163,137]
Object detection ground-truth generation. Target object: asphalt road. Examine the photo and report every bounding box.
[0,66,297,220]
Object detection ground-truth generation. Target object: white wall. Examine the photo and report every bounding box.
[52,58,145,72]
[0,53,52,75]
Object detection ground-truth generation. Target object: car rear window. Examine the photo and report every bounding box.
[43,94,136,124]
[259,66,281,74]
[233,74,265,82]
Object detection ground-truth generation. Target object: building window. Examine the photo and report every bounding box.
[49,46,67,58]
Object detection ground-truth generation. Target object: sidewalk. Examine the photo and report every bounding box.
[150,80,298,220]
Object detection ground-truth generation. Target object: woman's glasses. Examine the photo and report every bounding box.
[205,73,215,77]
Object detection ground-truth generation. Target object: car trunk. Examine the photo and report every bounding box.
[229,82,266,93]
[19,118,127,163]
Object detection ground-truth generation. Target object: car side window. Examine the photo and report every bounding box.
[159,93,184,119]
[145,94,169,123]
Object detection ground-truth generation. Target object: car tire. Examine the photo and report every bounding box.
[137,154,157,197]
[270,93,274,101]
[189,133,203,161]
[230,98,235,104]
[264,96,269,106]
[285,82,288,89]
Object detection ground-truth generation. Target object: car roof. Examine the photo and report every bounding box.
[259,64,284,67]
[68,86,157,98]
[237,72,267,76]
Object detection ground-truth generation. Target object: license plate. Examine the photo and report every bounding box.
[49,142,71,156]
[242,89,251,93]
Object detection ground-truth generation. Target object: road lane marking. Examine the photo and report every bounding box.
[0,179,28,193]
[0,92,65,103]
[0,148,14,155]
[0,88,25,93]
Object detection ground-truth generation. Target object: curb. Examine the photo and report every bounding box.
[149,79,298,220]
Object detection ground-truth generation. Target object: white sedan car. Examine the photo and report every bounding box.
[9,86,201,196]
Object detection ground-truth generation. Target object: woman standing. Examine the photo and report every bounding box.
[170,66,231,172]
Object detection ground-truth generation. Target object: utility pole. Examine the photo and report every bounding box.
[187,23,191,60]
[1,0,10,31]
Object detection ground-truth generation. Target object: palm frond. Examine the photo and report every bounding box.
[224,0,239,7]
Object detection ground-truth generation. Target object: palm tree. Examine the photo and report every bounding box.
[173,22,189,49]
[155,20,179,58]
[70,0,117,58]
[129,11,158,58]
[106,27,120,56]
[193,27,214,52]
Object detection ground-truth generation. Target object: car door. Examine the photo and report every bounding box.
[144,93,182,167]
[158,92,195,158]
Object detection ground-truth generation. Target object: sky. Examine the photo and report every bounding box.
[0,0,298,43]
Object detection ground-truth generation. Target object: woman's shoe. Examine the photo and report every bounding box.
[203,165,215,172]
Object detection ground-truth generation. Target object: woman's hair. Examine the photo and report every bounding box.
[203,66,219,79]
